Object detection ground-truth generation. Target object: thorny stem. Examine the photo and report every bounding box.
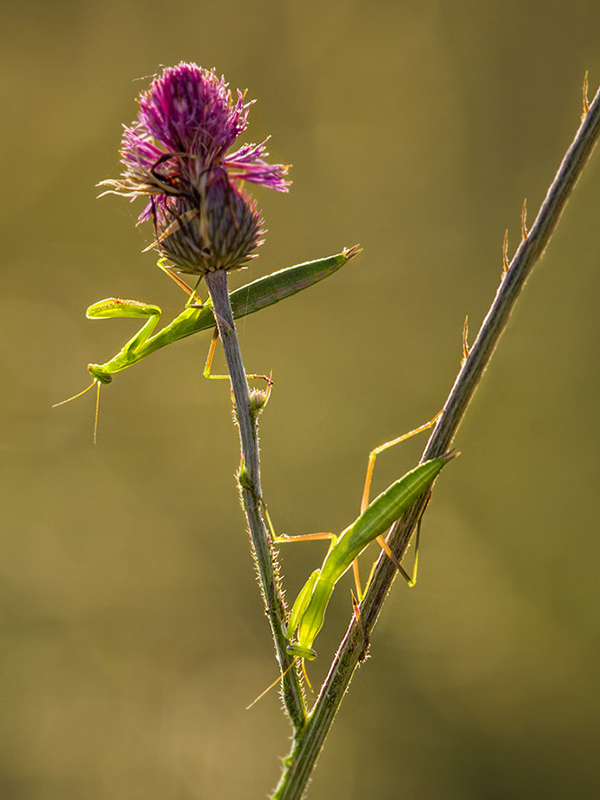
[272,84,600,800]
[204,269,306,730]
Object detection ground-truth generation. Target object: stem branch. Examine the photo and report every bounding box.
[273,83,600,800]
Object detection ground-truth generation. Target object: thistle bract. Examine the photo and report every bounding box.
[100,62,289,275]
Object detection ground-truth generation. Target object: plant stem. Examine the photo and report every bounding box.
[273,83,600,800]
[204,268,306,730]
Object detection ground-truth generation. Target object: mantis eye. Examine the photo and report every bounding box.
[87,364,112,384]
[286,643,317,661]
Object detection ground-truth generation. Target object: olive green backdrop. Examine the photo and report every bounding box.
[2,1,599,798]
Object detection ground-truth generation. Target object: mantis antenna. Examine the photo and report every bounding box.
[52,380,102,445]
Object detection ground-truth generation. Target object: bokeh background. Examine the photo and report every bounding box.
[2,2,599,798]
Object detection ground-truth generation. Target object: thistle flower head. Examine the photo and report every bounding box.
[100,62,290,275]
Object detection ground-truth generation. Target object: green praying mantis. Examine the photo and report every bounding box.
[54,246,361,433]
[274,443,455,663]
[247,436,455,705]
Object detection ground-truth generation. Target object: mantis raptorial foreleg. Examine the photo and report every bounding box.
[53,299,165,441]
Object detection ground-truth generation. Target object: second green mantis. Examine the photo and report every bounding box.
[275,450,455,663]
[246,441,455,706]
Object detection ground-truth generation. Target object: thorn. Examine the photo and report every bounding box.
[582,71,590,119]
[521,198,528,241]
[502,229,510,276]
[352,591,370,661]
[461,316,470,365]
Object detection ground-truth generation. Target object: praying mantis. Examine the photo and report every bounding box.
[87,246,361,384]
[275,447,455,663]
[55,247,360,430]
[244,438,456,706]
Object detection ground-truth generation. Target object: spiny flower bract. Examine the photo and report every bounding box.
[100,62,290,275]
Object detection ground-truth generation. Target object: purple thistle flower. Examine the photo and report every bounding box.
[99,62,290,275]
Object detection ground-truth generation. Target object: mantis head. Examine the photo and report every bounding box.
[88,363,112,384]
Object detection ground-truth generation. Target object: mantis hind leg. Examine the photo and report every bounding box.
[352,411,442,599]
[157,259,273,388]
[202,328,273,388]
[201,321,274,415]
[358,505,428,598]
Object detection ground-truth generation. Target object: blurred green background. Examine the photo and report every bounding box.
[2,1,599,798]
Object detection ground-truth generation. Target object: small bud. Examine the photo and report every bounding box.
[237,462,254,492]
[248,383,272,418]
